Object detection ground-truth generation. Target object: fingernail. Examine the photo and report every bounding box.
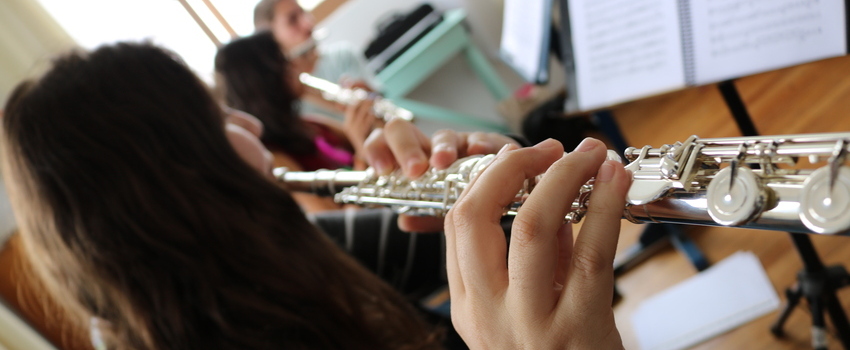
[574,138,598,152]
[596,161,616,183]
[373,159,392,175]
[433,143,456,154]
[472,140,494,151]
[605,150,623,163]
[496,143,512,156]
[535,138,560,149]
[406,157,427,175]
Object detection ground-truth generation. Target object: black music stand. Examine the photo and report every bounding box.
[718,80,850,350]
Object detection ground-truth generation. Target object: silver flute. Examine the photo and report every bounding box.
[275,132,850,235]
[298,73,414,122]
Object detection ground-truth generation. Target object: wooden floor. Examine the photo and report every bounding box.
[598,55,850,349]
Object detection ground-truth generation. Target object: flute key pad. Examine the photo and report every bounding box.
[799,166,850,234]
[706,166,766,226]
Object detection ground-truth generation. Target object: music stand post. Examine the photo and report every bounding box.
[718,80,850,349]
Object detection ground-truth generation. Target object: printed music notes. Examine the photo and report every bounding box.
[563,0,846,111]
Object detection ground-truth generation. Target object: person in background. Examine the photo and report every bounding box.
[2,41,630,349]
[253,0,376,121]
[215,31,374,213]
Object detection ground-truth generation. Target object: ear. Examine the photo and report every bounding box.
[225,108,264,137]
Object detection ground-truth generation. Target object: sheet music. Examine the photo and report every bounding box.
[500,0,552,83]
[568,0,686,110]
[632,251,780,350]
[690,0,847,85]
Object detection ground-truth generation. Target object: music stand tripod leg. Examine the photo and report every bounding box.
[613,224,709,276]
[770,283,803,337]
[826,286,850,348]
[668,224,710,271]
[613,224,670,277]
[810,297,828,350]
[769,234,850,349]
[825,265,850,347]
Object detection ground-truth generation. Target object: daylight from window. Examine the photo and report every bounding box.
[34,0,261,84]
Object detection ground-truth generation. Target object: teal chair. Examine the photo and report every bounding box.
[377,8,512,132]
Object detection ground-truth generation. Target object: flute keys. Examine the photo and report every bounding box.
[706,166,766,226]
[799,166,850,234]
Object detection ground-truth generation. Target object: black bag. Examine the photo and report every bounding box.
[522,92,593,151]
[364,3,443,73]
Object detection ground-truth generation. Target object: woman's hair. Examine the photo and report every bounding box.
[214,31,317,156]
[1,42,437,349]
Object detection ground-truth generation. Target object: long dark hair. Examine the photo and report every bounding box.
[214,31,317,156]
[1,43,437,349]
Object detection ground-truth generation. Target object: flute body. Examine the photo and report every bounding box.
[276,133,850,235]
[299,73,414,122]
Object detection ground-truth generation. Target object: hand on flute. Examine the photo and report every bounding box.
[343,99,379,162]
[339,78,374,93]
[445,138,629,349]
[361,118,519,232]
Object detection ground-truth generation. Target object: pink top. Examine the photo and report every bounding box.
[282,120,355,171]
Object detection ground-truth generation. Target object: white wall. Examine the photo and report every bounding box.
[0,182,15,246]
[0,0,62,246]
[0,0,76,106]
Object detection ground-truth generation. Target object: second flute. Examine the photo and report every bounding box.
[299,73,414,123]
